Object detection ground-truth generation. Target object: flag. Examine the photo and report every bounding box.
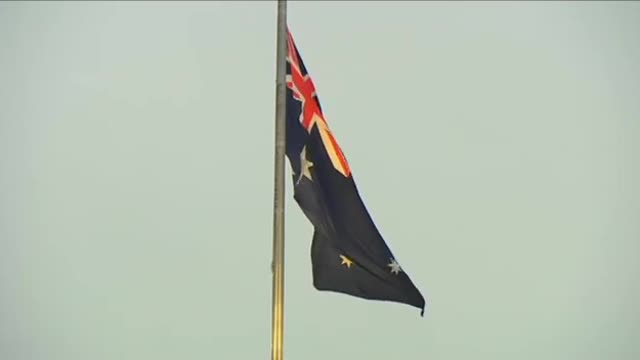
[284,29,426,316]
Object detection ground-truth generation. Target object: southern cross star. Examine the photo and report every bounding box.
[388,258,402,275]
[339,255,353,268]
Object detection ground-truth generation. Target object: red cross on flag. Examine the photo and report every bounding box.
[285,30,352,178]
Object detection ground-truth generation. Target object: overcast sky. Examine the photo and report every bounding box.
[1,1,639,360]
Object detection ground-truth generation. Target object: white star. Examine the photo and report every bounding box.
[388,258,402,275]
[295,146,313,184]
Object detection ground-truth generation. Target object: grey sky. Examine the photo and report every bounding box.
[1,1,639,360]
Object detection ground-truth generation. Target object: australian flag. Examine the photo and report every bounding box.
[284,30,426,316]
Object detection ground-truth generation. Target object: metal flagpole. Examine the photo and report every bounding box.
[271,1,287,360]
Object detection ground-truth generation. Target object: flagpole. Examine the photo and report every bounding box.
[271,1,287,360]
